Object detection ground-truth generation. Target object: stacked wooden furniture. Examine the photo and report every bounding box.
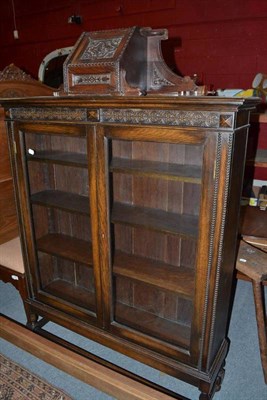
[0,64,53,304]
[237,111,267,383]
[240,111,267,241]
[1,28,259,399]
[238,111,267,289]
[236,240,267,384]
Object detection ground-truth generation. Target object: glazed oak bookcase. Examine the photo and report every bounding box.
[3,95,257,399]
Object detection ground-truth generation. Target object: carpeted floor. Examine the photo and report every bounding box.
[0,280,266,400]
[0,353,72,400]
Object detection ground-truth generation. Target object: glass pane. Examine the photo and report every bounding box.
[109,138,203,348]
[24,131,95,313]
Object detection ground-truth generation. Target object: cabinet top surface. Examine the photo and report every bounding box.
[0,95,260,111]
[2,96,260,131]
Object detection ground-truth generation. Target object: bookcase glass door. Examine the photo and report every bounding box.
[22,128,96,316]
[107,134,204,350]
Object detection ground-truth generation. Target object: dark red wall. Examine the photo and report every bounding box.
[0,0,267,90]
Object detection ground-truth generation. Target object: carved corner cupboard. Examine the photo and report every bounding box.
[3,95,258,399]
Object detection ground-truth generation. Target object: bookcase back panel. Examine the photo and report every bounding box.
[114,276,193,348]
[25,132,87,153]
[27,163,89,196]
[114,225,197,268]
[112,139,204,165]
[32,206,91,241]
[38,253,96,311]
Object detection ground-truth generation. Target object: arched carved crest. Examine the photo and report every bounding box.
[0,64,54,98]
[0,64,34,82]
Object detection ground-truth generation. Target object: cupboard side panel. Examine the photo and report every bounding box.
[197,132,233,371]
[206,128,249,369]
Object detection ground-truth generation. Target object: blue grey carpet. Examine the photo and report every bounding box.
[0,280,266,400]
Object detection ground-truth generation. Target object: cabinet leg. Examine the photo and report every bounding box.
[199,393,212,400]
[214,362,225,393]
[199,362,226,400]
[25,309,39,330]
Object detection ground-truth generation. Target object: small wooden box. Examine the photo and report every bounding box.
[63,26,147,95]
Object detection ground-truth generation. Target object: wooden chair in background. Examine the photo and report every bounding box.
[236,238,267,384]
[0,238,27,303]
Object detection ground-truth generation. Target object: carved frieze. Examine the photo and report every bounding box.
[9,106,234,129]
[101,109,222,128]
[10,107,88,121]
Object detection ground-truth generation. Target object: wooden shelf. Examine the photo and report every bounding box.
[27,151,87,167]
[44,279,96,311]
[110,158,202,183]
[37,233,92,265]
[31,190,90,215]
[246,149,267,168]
[115,302,190,348]
[111,203,199,238]
[113,251,194,299]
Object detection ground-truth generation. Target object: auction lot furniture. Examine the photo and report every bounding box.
[2,93,258,400]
